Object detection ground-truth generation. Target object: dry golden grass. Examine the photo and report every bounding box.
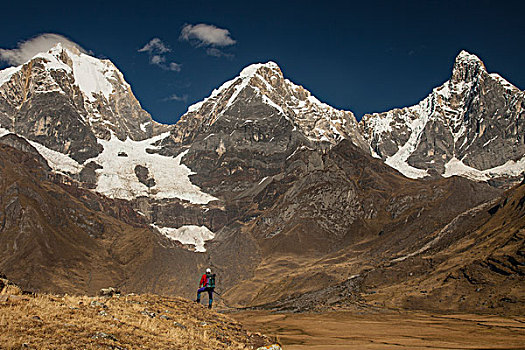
[0,292,275,350]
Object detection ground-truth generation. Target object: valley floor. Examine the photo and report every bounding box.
[231,310,525,349]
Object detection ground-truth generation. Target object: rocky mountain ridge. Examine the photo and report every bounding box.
[360,50,525,182]
[170,61,367,149]
[1,46,523,203]
[0,43,169,150]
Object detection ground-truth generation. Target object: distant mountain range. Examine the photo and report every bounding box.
[0,43,523,314]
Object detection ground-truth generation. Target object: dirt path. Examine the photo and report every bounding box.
[231,310,525,349]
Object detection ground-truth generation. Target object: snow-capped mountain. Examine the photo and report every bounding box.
[0,43,219,250]
[144,62,372,252]
[169,61,367,149]
[0,44,213,200]
[0,43,523,315]
[360,51,525,181]
[0,43,170,161]
[153,61,369,206]
[1,46,523,255]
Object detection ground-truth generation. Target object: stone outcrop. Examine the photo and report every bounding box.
[0,276,22,296]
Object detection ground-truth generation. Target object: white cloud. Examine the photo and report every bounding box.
[167,62,182,72]
[206,48,233,59]
[180,24,236,47]
[138,38,171,54]
[0,33,87,66]
[138,38,181,72]
[150,55,165,64]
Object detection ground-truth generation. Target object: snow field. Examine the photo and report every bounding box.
[153,224,215,252]
[444,156,525,181]
[0,66,21,87]
[0,128,217,205]
[92,133,217,204]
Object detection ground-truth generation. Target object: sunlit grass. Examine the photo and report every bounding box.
[0,291,274,349]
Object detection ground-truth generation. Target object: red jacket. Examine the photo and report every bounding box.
[199,274,207,288]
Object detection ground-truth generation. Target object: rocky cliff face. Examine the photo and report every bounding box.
[360,51,525,182]
[168,62,366,149]
[0,43,169,163]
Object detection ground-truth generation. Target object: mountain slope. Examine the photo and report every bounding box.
[244,176,524,316]
[360,179,525,315]
[0,285,278,349]
[360,51,525,183]
[0,134,206,296]
[206,140,501,307]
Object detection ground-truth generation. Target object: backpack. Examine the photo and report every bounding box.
[206,273,216,288]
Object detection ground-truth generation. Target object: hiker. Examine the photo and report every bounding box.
[196,268,215,308]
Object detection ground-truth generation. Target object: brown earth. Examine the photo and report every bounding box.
[232,310,525,350]
[215,141,508,312]
[229,179,524,316]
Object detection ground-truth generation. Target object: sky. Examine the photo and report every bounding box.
[0,0,524,124]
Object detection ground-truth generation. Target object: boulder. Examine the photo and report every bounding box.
[98,287,120,297]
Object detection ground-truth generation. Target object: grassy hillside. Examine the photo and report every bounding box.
[0,279,278,350]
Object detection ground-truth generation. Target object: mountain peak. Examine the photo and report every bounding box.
[452,50,486,83]
[30,42,124,103]
[455,50,484,64]
[360,50,524,181]
[0,38,165,161]
[47,42,83,57]
[239,61,282,78]
[237,61,284,88]
[186,61,284,114]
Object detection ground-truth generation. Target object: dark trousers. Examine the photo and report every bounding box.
[197,287,214,307]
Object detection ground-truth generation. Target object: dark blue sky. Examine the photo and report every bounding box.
[1,0,524,124]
